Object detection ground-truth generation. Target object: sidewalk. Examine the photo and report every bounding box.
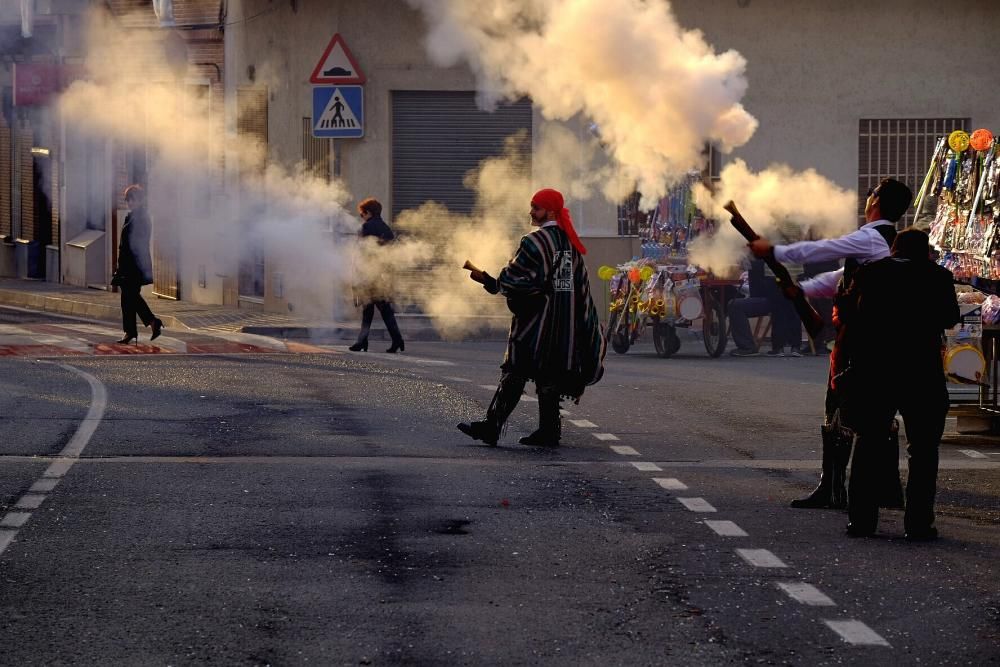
[0,278,508,342]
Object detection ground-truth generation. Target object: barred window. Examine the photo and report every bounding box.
[858,118,969,228]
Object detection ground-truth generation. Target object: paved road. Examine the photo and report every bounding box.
[1,308,998,665]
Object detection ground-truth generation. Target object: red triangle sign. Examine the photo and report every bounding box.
[310,34,366,85]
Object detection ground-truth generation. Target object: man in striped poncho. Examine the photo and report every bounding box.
[458,189,606,447]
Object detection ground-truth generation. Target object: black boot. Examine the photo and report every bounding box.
[457,420,501,446]
[459,374,525,447]
[791,419,851,509]
[879,418,905,509]
[519,389,561,447]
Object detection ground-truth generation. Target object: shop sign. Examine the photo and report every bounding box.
[13,63,83,106]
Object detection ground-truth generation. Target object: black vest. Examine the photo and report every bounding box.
[840,223,897,295]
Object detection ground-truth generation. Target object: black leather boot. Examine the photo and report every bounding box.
[791,419,851,509]
[457,420,501,446]
[519,389,561,447]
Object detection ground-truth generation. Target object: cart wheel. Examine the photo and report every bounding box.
[653,323,681,359]
[607,310,631,354]
[702,292,728,358]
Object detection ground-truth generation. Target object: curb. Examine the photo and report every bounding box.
[0,288,186,331]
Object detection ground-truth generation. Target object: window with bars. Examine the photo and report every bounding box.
[858,118,969,228]
[617,144,720,236]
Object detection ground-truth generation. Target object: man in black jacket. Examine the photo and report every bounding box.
[113,185,162,344]
[349,197,405,353]
[838,228,960,539]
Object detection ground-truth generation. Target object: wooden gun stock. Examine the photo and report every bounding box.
[463,260,487,285]
[723,201,825,340]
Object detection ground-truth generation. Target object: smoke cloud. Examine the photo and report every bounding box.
[406,0,758,200]
[688,159,858,276]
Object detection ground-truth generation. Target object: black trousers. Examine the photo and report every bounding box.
[847,383,948,532]
[120,282,155,337]
[486,372,560,433]
[357,300,403,344]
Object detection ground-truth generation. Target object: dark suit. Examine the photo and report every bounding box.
[839,257,960,533]
[355,215,403,347]
[114,207,156,338]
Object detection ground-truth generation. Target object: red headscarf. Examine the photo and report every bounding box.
[531,188,586,255]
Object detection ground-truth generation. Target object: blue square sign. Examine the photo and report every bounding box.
[312,85,364,138]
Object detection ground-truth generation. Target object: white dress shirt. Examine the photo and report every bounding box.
[775,220,895,298]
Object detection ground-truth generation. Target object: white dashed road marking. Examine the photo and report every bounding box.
[0,363,107,557]
[736,548,787,568]
[653,477,688,491]
[677,497,717,512]
[959,449,987,459]
[823,620,891,646]
[478,384,496,390]
[442,376,471,382]
[631,462,662,471]
[704,520,748,537]
[592,433,620,441]
[776,582,835,606]
[568,419,597,428]
[610,445,640,456]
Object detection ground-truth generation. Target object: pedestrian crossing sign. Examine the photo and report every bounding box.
[312,86,364,139]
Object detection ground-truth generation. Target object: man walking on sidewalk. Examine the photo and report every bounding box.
[458,188,606,447]
[112,185,162,345]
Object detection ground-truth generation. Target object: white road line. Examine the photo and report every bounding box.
[610,445,640,456]
[776,582,835,606]
[14,494,46,510]
[560,409,572,416]
[677,497,717,512]
[442,376,471,382]
[704,520,748,537]
[29,478,59,493]
[823,620,890,646]
[43,459,74,479]
[478,384,496,390]
[0,513,31,528]
[0,530,16,555]
[592,433,620,441]
[653,477,688,491]
[0,363,110,560]
[736,548,787,568]
[53,363,108,459]
[568,419,597,428]
[631,462,662,471]
[959,449,988,459]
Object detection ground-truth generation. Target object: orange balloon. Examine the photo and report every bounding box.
[970,128,994,152]
[628,267,641,284]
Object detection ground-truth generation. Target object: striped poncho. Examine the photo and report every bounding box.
[498,225,606,400]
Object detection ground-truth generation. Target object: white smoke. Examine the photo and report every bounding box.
[689,159,858,275]
[406,0,758,199]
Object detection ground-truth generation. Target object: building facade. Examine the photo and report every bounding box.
[2,0,998,318]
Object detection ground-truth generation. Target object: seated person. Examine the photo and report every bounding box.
[729,258,802,357]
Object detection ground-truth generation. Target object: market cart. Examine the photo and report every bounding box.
[601,261,741,358]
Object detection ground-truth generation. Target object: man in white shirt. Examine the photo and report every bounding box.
[749,178,913,510]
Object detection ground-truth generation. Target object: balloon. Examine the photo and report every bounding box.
[597,265,616,281]
[628,268,641,284]
[949,130,970,153]
[970,128,994,152]
[639,266,654,281]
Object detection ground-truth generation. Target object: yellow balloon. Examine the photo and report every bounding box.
[639,266,654,281]
[949,130,970,153]
[598,265,616,281]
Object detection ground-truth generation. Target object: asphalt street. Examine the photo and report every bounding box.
[1,308,998,665]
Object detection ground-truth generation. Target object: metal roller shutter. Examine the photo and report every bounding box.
[391,91,532,220]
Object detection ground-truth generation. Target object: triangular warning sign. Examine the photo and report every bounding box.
[315,88,361,130]
[310,34,366,85]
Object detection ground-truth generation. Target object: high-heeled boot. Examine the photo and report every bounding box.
[348,338,368,352]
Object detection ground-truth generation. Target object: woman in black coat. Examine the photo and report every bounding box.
[112,185,162,344]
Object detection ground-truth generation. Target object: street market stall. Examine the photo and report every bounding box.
[600,175,741,358]
[919,128,1000,416]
